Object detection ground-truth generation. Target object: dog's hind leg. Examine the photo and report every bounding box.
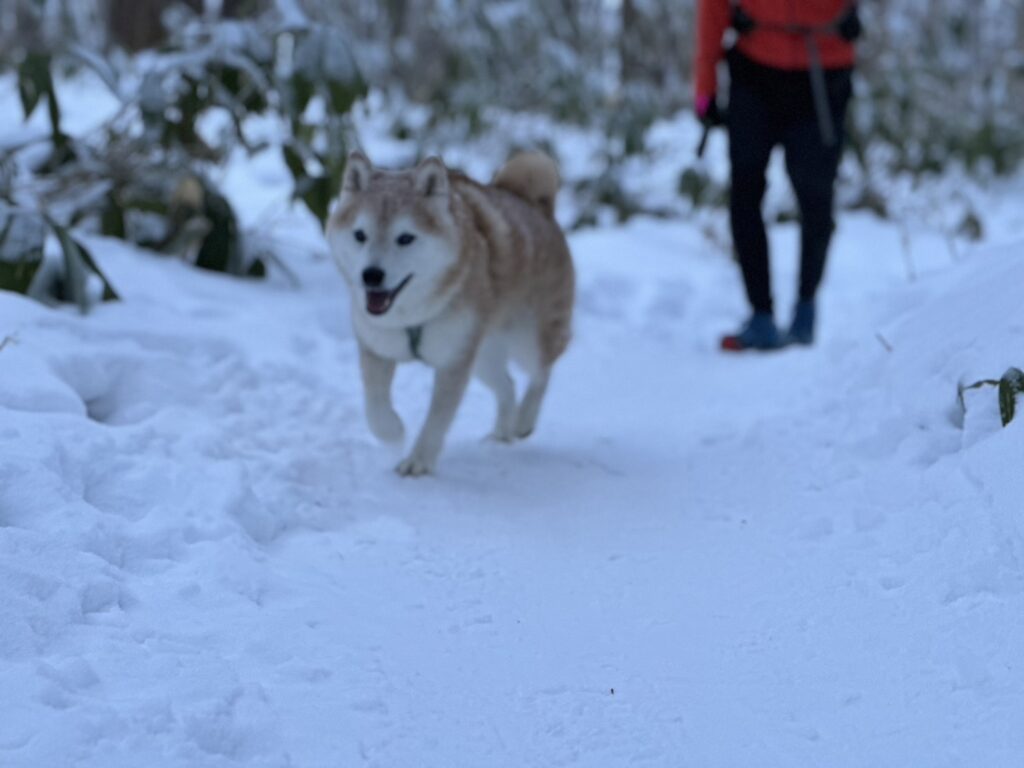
[508,321,555,440]
[514,366,551,440]
[474,337,517,442]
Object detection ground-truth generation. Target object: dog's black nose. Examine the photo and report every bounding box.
[362,267,386,288]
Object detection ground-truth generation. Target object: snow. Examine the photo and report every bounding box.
[3,106,1024,765]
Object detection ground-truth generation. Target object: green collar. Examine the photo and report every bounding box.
[406,326,424,360]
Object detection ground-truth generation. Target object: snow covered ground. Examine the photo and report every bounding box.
[3,94,1024,765]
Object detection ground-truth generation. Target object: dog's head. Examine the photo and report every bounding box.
[327,152,462,327]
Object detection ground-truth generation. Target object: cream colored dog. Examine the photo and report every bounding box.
[327,151,575,475]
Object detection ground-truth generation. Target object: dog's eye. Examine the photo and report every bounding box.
[396,233,416,247]
[354,229,367,243]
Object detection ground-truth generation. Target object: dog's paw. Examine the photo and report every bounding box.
[486,427,517,444]
[513,415,536,440]
[368,408,405,445]
[395,453,435,477]
[514,409,541,440]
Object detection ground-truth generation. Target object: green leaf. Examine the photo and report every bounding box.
[47,220,120,312]
[291,74,315,117]
[50,222,90,313]
[101,195,126,239]
[194,194,235,274]
[281,142,307,184]
[297,175,331,227]
[327,153,345,202]
[16,51,69,155]
[327,76,367,116]
[66,44,121,97]
[76,240,120,302]
[219,65,244,98]
[0,259,41,295]
[246,258,267,278]
[998,368,1024,427]
[217,64,268,114]
[17,52,52,120]
[0,206,45,295]
[678,167,712,206]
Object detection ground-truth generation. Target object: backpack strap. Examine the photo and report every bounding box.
[730,1,860,41]
[729,1,757,36]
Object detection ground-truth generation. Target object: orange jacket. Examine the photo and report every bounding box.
[695,0,857,99]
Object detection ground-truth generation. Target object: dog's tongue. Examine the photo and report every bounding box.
[366,290,392,316]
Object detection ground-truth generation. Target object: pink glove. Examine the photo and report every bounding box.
[695,93,714,120]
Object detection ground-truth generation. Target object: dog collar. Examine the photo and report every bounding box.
[406,326,424,360]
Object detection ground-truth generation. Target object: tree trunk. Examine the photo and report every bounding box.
[222,0,267,18]
[620,0,640,84]
[108,0,202,51]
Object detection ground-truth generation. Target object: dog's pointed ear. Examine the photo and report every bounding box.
[342,151,372,193]
[414,156,449,198]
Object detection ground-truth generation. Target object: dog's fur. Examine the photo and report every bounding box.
[326,151,575,475]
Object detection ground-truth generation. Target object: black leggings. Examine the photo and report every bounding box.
[727,51,852,314]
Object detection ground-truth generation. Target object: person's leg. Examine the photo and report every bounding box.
[728,79,778,317]
[722,72,783,350]
[783,69,852,343]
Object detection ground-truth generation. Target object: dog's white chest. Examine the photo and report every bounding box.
[355,321,417,363]
[354,308,478,369]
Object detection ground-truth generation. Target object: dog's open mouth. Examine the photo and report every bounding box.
[365,274,413,316]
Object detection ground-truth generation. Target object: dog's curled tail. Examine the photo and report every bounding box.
[493,152,560,218]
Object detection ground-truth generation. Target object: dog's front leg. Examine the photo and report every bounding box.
[360,344,405,444]
[397,360,473,477]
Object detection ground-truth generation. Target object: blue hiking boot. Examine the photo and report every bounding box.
[720,312,782,352]
[786,300,816,346]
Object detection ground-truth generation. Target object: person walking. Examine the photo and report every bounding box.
[695,0,860,351]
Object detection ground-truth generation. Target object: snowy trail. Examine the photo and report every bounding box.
[2,211,1023,767]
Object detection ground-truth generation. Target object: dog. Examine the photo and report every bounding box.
[326,150,575,476]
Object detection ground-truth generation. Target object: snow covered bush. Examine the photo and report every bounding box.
[850,2,1024,181]
[0,202,118,312]
[0,204,45,296]
[0,0,106,65]
[3,0,366,306]
[5,0,1024,244]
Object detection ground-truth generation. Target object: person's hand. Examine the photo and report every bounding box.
[696,93,714,120]
[696,94,723,127]
[695,94,723,158]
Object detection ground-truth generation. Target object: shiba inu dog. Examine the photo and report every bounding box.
[326,151,575,476]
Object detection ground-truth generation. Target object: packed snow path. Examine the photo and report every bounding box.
[1,214,1022,767]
